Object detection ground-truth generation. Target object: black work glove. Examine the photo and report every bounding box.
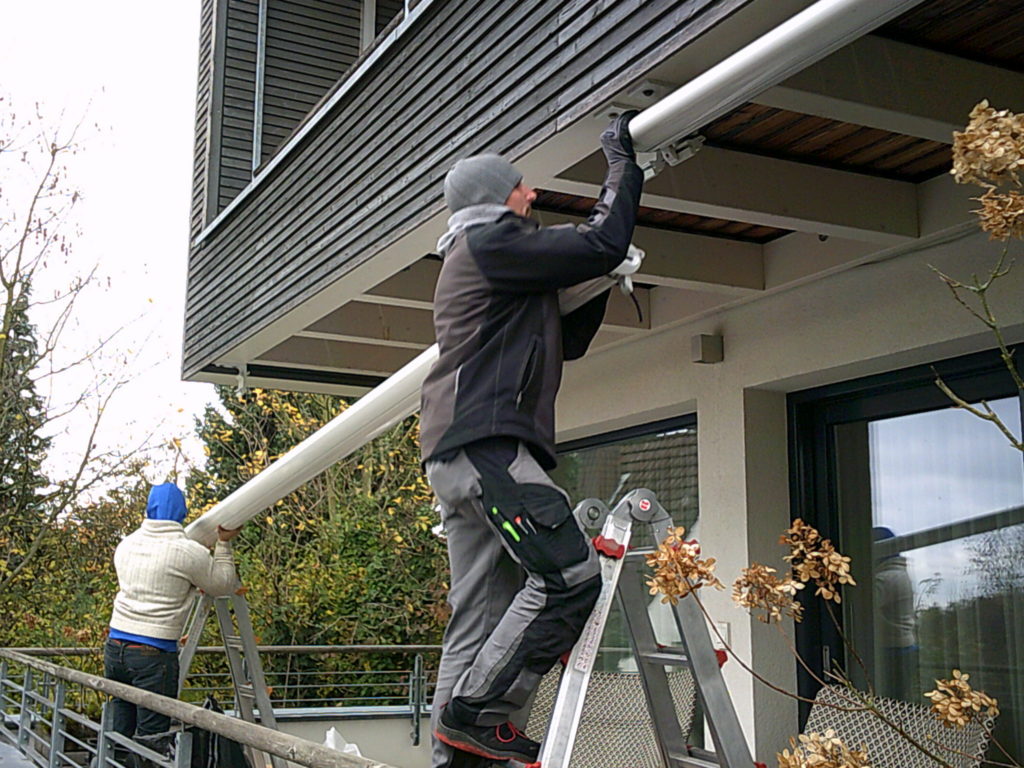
[600,109,639,163]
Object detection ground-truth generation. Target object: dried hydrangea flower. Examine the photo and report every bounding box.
[733,562,805,623]
[780,518,821,551]
[777,729,871,768]
[925,669,1000,729]
[951,100,1024,187]
[645,526,724,605]
[781,519,856,603]
[973,187,1024,241]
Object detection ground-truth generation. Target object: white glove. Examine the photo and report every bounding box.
[609,244,645,277]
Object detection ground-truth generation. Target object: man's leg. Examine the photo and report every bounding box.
[124,646,179,738]
[428,440,602,763]
[430,460,524,768]
[103,640,138,739]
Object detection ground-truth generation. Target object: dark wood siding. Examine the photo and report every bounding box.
[376,0,404,34]
[219,0,258,210]
[184,0,749,377]
[190,0,218,238]
[207,0,387,213]
[260,0,363,161]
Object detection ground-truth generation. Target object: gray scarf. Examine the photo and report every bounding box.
[436,204,512,257]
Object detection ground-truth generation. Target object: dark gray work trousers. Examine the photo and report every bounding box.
[425,437,602,768]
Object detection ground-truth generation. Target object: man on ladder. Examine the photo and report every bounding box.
[104,483,241,756]
[420,112,645,768]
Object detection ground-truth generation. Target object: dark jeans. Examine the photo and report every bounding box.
[103,638,180,740]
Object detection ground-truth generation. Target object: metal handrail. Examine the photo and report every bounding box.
[0,649,398,768]
[8,646,440,657]
[4,645,437,754]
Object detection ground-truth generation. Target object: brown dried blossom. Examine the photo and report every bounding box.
[733,562,805,624]
[781,519,856,603]
[951,100,1024,187]
[924,669,999,729]
[777,730,871,768]
[645,526,724,605]
[973,187,1024,241]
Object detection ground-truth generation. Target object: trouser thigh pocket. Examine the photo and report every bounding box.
[488,483,589,574]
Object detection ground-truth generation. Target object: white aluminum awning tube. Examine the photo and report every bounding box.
[186,345,438,546]
[185,279,619,546]
[186,0,926,544]
[628,0,927,153]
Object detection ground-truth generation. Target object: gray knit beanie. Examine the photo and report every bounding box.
[443,154,523,213]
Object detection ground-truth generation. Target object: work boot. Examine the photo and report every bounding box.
[436,706,540,765]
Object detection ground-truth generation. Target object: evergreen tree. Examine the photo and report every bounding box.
[1,99,166,641]
[0,285,53,588]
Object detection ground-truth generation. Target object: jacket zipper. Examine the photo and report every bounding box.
[515,338,539,409]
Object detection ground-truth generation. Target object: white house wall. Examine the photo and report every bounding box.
[554,221,1024,759]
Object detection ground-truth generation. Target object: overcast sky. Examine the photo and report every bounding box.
[1,2,214,481]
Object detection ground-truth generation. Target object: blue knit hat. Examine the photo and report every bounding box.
[146,483,188,523]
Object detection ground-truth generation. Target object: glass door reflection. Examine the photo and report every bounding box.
[834,396,1023,761]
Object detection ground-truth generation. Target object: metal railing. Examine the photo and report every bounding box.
[9,646,438,716]
[1,647,436,768]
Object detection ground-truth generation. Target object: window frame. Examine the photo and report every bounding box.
[557,413,698,455]
[786,345,1023,721]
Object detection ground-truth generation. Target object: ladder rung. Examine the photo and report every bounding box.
[669,752,719,768]
[625,548,656,558]
[639,650,691,666]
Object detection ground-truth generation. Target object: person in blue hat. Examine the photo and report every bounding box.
[872,526,919,700]
[104,483,241,747]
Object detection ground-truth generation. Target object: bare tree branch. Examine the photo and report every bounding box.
[930,249,1024,454]
[0,100,155,590]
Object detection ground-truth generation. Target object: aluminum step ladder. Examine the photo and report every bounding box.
[179,592,285,768]
[538,488,755,768]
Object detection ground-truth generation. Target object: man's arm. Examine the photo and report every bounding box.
[476,113,644,292]
[187,526,241,597]
[562,292,610,360]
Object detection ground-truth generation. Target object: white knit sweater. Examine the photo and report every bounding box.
[109,519,240,640]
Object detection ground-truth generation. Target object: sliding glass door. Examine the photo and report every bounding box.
[791,349,1023,760]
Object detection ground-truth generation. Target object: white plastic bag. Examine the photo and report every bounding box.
[323,726,362,757]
